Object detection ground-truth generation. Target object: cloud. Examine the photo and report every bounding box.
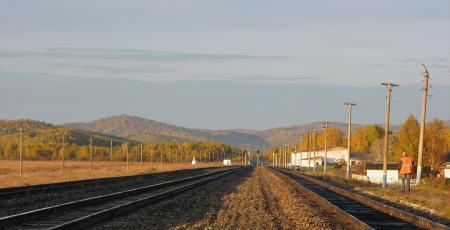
[52,63,170,74]
[0,47,289,62]
[190,73,321,84]
[362,64,392,68]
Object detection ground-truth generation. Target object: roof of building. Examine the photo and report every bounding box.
[304,157,323,160]
[366,162,398,170]
[440,162,450,169]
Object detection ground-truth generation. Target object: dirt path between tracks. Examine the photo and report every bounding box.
[186,166,343,229]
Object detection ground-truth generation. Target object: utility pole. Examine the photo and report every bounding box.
[300,133,303,171]
[287,143,290,168]
[244,151,247,165]
[126,141,129,171]
[160,148,163,165]
[257,150,260,166]
[417,65,429,184]
[279,146,282,167]
[308,132,311,173]
[151,146,154,166]
[312,130,317,174]
[345,102,356,180]
[61,135,65,173]
[140,142,143,166]
[272,152,275,166]
[89,136,93,174]
[110,139,113,163]
[381,82,398,188]
[19,127,23,177]
[323,122,329,179]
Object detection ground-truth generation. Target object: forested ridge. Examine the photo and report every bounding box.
[0,119,238,162]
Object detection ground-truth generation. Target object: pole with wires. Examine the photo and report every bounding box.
[381,82,398,188]
[417,64,430,184]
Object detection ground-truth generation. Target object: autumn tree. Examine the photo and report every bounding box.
[351,125,384,153]
[424,119,448,171]
[394,114,420,161]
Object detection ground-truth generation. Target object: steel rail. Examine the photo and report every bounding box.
[0,166,226,199]
[272,167,449,230]
[0,168,241,229]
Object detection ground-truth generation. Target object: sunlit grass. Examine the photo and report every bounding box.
[0,160,223,188]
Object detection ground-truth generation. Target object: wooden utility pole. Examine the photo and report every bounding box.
[89,136,93,174]
[272,152,275,166]
[244,151,247,165]
[160,148,163,165]
[279,146,282,167]
[257,150,260,166]
[323,122,329,179]
[110,139,113,163]
[417,65,429,184]
[151,146,154,166]
[308,132,311,173]
[140,142,143,166]
[299,133,303,171]
[19,127,23,177]
[169,147,171,164]
[312,130,317,174]
[381,82,398,188]
[61,135,65,173]
[126,141,129,171]
[345,102,356,180]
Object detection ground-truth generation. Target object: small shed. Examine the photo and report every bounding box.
[192,157,197,165]
[223,159,232,166]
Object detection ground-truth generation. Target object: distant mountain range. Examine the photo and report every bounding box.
[2,115,447,149]
[65,114,447,149]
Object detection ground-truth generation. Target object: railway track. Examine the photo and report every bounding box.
[0,166,225,199]
[0,167,241,229]
[272,167,449,230]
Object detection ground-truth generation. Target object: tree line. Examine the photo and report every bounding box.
[269,116,450,171]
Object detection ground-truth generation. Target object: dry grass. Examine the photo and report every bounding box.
[0,160,223,188]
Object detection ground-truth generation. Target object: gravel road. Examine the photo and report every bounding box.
[95,166,345,229]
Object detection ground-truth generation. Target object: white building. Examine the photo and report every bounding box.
[364,163,400,184]
[223,159,232,166]
[290,147,365,167]
[440,162,450,178]
[299,157,323,168]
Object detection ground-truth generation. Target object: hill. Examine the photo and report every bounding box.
[66,115,266,148]
[64,115,363,148]
[0,119,131,147]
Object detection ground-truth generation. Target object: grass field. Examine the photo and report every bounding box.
[0,160,223,188]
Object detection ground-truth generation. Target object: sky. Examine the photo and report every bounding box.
[0,0,449,129]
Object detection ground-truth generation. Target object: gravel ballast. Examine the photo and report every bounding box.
[0,167,226,217]
[95,166,345,229]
